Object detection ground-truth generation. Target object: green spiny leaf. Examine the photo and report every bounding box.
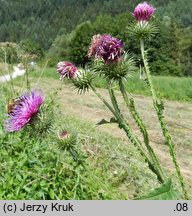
[135,179,179,200]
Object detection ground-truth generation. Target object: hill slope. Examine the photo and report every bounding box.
[0,0,191,49]
[31,77,192,182]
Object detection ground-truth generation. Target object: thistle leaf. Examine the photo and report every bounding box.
[135,179,179,200]
[97,117,118,125]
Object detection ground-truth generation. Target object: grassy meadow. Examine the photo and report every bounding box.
[30,67,192,102]
[0,66,192,200]
[0,83,159,199]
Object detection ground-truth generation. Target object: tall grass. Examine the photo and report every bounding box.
[30,67,192,102]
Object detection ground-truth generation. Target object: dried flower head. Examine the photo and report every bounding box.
[88,34,123,63]
[57,61,78,80]
[4,90,43,132]
[133,2,156,22]
[58,131,71,140]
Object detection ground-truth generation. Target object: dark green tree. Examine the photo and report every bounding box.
[69,21,93,66]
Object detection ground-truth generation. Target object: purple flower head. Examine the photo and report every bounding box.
[133,2,156,22]
[57,61,78,80]
[4,90,43,132]
[88,34,103,58]
[88,34,124,63]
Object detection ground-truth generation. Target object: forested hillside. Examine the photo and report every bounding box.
[0,0,192,75]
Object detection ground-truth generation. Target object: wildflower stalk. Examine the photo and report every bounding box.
[7,64,15,97]
[140,39,189,199]
[108,84,165,183]
[35,60,49,88]
[108,85,148,157]
[90,85,146,156]
[25,67,30,90]
[90,83,164,182]
[119,79,166,182]
[89,84,117,116]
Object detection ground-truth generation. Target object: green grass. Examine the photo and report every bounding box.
[0,63,13,76]
[1,73,191,200]
[0,86,159,199]
[30,67,192,102]
[30,66,59,79]
[93,73,192,102]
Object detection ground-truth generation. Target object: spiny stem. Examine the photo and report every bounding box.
[90,83,164,183]
[108,84,164,183]
[91,84,149,162]
[140,39,189,199]
[119,79,166,182]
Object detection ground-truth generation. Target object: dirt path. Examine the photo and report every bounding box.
[0,66,26,83]
[34,78,192,181]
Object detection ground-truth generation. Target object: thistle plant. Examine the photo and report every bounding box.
[131,1,189,199]
[88,34,124,63]
[128,2,157,40]
[56,129,86,165]
[88,33,166,184]
[57,39,167,185]
[4,90,43,132]
[56,2,190,200]
[134,2,155,22]
[57,61,79,80]
[3,66,55,137]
